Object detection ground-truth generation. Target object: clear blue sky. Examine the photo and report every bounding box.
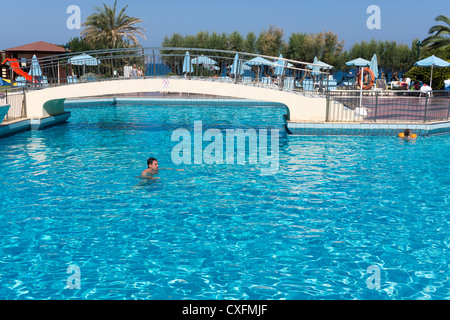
[1,0,448,51]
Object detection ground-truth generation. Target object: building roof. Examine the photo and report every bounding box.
[4,41,66,53]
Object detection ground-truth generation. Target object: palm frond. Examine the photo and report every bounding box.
[81,1,146,49]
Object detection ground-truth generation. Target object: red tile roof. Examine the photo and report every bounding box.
[4,41,66,53]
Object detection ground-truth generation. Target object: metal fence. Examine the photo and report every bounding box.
[0,88,26,121]
[1,47,330,94]
[327,90,450,122]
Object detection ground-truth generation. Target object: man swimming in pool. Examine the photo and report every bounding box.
[140,157,184,179]
[140,157,159,179]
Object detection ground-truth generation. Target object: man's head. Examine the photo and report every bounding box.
[147,157,158,170]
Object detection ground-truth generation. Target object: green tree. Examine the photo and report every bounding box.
[286,31,343,66]
[67,37,94,53]
[256,25,284,57]
[81,0,146,49]
[244,32,257,54]
[421,15,450,57]
[227,31,244,52]
[195,31,210,49]
[286,32,307,61]
[207,32,227,53]
[346,40,415,76]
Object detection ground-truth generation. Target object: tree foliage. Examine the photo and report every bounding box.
[81,0,146,49]
[421,15,450,57]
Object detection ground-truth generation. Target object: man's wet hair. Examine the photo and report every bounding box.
[147,157,157,166]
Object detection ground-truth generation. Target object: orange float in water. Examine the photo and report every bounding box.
[398,132,417,138]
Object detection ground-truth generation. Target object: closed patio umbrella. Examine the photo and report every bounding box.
[182,51,193,76]
[369,54,379,79]
[230,54,250,77]
[230,53,242,76]
[274,54,293,76]
[311,56,321,76]
[30,55,42,77]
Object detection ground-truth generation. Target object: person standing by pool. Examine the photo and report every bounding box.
[130,64,138,78]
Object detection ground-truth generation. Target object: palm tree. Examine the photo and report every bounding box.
[421,15,450,57]
[81,0,146,49]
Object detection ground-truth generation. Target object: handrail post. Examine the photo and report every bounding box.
[447,96,450,120]
[188,49,192,80]
[325,89,330,122]
[141,48,146,77]
[22,86,27,118]
[374,91,379,122]
[152,50,156,76]
[424,94,429,122]
[279,61,286,91]
[96,53,100,80]
[234,53,239,84]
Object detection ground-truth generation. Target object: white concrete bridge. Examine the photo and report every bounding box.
[1,47,336,125]
[26,77,327,122]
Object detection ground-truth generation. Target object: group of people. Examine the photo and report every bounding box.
[130,64,143,78]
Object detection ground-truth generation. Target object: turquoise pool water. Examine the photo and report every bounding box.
[0,102,448,300]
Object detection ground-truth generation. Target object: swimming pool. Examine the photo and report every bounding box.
[0,101,448,300]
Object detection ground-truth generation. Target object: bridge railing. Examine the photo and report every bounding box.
[2,47,331,94]
[327,89,450,122]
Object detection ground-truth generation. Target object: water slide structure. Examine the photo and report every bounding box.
[2,58,33,82]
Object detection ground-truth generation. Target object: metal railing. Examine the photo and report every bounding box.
[327,90,450,122]
[0,88,26,121]
[1,47,331,94]
[3,46,449,124]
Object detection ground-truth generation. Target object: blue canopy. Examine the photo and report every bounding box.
[414,55,450,68]
[245,56,276,66]
[182,51,193,74]
[68,53,101,66]
[346,58,370,67]
[191,55,217,66]
[414,55,450,87]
